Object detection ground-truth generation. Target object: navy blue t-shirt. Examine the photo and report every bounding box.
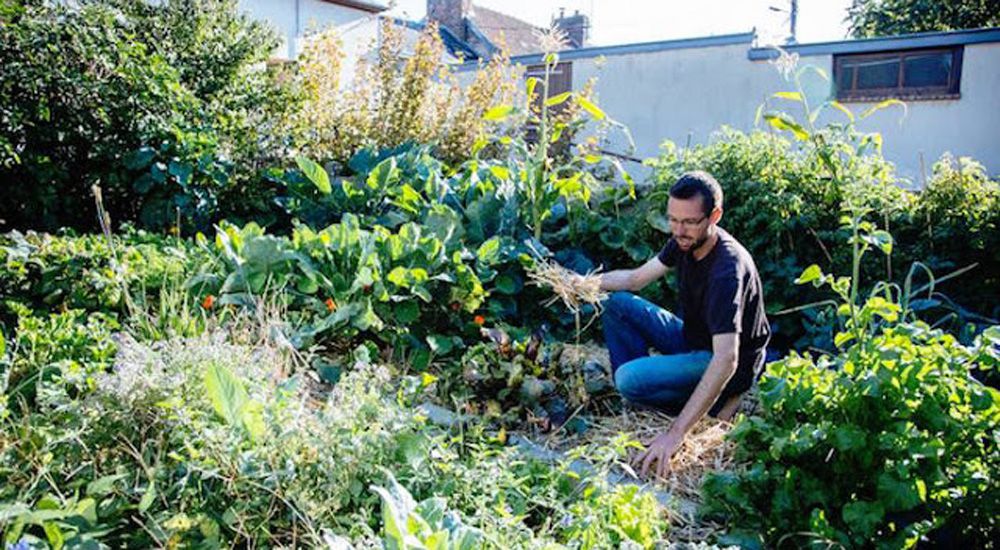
[657,227,770,400]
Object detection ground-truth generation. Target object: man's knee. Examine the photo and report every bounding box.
[603,291,634,317]
[613,362,641,401]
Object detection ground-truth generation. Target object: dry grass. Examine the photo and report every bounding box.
[547,408,739,541]
[527,259,607,343]
[527,259,607,312]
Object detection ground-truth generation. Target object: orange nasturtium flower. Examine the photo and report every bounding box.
[473,315,486,326]
[325,298,337,312]
[201,294,215,310]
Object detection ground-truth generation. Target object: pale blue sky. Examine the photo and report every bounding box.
[387,0,855,46]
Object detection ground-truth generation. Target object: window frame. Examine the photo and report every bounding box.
[834,46,963,102]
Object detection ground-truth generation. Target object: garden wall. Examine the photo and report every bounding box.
[458,28,1000,184]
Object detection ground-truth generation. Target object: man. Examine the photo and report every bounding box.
[595,171,770,478]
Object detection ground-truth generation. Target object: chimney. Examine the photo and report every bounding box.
[427,0,472,41]
[553,9,589,48]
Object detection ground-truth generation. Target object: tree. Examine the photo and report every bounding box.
[847,0,1000,38]
[0,0,298,232]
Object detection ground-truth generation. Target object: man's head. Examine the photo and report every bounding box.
[667,171,723,253]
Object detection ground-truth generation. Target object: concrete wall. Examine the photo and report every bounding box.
[570,41,784,182]
[828,42,1000,185]
[499,35,1000,184]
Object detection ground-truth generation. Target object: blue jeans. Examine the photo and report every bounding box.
[602,291,712,414]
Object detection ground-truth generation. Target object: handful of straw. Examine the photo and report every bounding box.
[527,259,607,311]
[527,258,607,342]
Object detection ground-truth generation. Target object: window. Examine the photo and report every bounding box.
[834,46,962,101]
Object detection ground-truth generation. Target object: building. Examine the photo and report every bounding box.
[453,26,1000,183]
[238,0,388,60]
[235,1,999,183]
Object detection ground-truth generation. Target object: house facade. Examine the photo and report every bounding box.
[238,0,387,60]
[455,27,1000,184]
[235,0,998,183]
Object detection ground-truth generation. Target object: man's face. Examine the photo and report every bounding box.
[667,196,716,252]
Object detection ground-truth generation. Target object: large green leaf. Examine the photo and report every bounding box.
[295,156,331,194]
[204,362,248,427]
[763,112,810,141]
[544,91,572,107]
[577,96,606,120]
[476,237,502,265]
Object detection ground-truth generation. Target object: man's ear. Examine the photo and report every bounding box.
[709,207,723,225]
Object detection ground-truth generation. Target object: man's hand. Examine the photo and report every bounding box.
[634,429,685,479]
[633,333,740,480]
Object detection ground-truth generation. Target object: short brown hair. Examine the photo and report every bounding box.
[669,171,723,215]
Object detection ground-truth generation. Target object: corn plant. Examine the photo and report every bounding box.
[475,30,634,241]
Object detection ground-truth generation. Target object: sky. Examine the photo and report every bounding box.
[386,0,855,47]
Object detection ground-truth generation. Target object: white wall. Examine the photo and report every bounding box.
[830,42,1000,185]
[238,1,459,83]
[561,41,1000,184]
[570,42,784,182]
[238,0,378,59]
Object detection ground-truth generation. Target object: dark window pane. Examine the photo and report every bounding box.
[837,65,856,92]
[855,58,900,89]
[904,53,951,88]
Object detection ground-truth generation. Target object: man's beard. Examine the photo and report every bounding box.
[676,233,710,253]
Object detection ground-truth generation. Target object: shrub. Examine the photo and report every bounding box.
[0,0,299,233]
[702,215,1000,548]
[905,155,1000,320]
[293,21,521,166]
[0,1,194,231]
[704,322,999,548]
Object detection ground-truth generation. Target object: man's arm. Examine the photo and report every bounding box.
[636,333,739,478]
[599,256,669,292]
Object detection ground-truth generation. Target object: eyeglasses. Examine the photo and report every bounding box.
[668,215,708,229]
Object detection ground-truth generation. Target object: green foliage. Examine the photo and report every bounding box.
[847,0,1000,38]
[103,0,281,100]
[702,215,1000,548]
[371,472,484,550]
[474,51,634,241]
[0,1,195,231]
[904,155,1000,320]
[0,0,298,233]
[189,215,488,357]
[1,323,670,547]
[2,304,118,414]
[0,331,433,547]
[124,129,233,232]
[705,321,999,548]
[0,229,203,315]
[559,484,666,549]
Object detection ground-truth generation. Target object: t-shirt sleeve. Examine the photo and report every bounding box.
[706,266,744,335]
[656,238,680,267]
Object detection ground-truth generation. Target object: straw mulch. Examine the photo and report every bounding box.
[546,408,740,541]
[527,260,607,333]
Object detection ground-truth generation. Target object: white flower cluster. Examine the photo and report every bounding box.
[95,333,179,404]
[96,331,280,407]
